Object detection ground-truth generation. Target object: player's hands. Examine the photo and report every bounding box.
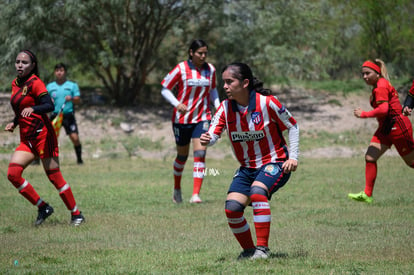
[65,95,72,102]
[403,106,412,116]
[200,132,211,146]
[282,159,298,173]
[353,108,363,118]
[176,103,188,114]
[5,122,15,132]
[21,107,34,117]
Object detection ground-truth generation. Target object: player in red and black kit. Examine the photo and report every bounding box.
[5,50,85,226]
[402,79,414,116]
[348,59,414,203]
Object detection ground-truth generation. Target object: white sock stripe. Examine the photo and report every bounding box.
[173,162,185,169]
[252,202,270,209]
[71,206,78,213]
[253,215,271,223]
[36,199,43,206]
[173,170,183,176]
[231,223,250,234]
[58,183,70,193]
[18,180,29,191]
[193,171,205,178]
[193,162,205,168]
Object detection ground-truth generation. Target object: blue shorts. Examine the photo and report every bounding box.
[228,162,290,200]
[173,121,210,146]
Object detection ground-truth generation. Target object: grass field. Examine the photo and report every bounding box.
[0,143,413,274]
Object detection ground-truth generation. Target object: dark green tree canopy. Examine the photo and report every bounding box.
[1,0,413,105]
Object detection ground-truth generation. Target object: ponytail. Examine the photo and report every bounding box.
[252,77,272,96]
[374,59,390,82]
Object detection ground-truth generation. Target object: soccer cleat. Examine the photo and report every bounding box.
[237,248,256,260]
[348,191,373,203]
[35,204,54,226]
[71,212,85,226]
[189,194,202,203]
[251,246,270,260]
[173,189,182,203]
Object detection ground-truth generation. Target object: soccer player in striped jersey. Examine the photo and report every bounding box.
[200,62,299,260]
[348,59,414,204]
[5,50,84,226]
[402,79,414,116]
[161,40,220,204]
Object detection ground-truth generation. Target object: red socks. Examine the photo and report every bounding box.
[46,168,80,215]
[225,209,255,249]
[173,158,186,190]
[192,156,205,195]
[251,193,271,247]
[364,161,377,197]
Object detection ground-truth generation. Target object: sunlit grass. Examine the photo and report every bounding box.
[0,141,413,274]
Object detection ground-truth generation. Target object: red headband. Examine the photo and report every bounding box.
[362,61,380,74]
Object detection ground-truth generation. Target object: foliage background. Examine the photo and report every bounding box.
[0,0,413,105]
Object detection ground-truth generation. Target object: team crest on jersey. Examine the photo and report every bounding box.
[251,112,262,125]
[264,164,277,175]
[22,86,28,96]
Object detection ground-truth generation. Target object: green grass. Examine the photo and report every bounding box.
[0,142,413,274]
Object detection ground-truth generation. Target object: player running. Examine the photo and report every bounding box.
[161,39,220,203]
[348,59,414,203]
[200,62,299,260]
[5,50,85,226]
[402,79,414,116]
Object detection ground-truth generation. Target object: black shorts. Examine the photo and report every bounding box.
[172,121,210,146]
[51,112,79,135]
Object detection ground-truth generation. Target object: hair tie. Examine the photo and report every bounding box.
[362,61,380,74]
[22,50,36,62]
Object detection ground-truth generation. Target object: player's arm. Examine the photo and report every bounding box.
[71,96,81,104]
[161,87,180,107]
[403,81,414,114]
[201,103,226,146]
[5,116,19,132]
[356,101,388,118]
[71,83,81,104]
[32,93,55,114]
[282,124,299,173]
[269,97,299,171]
[209,88,220,110]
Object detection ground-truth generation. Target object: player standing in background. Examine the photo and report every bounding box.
[5,50,84,226]
[161,39,220,203]
[200,62,299,260]
[348,59,414,203]
[47,63,83,164]
[402,79,414,116]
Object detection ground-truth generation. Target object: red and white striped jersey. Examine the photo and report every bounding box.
[161,60,216,124]
[209,92,298,168]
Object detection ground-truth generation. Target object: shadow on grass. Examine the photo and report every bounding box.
[271,248,309,259]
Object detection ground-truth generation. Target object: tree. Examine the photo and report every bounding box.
[0,0,218,106]
[352,0,414,76]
